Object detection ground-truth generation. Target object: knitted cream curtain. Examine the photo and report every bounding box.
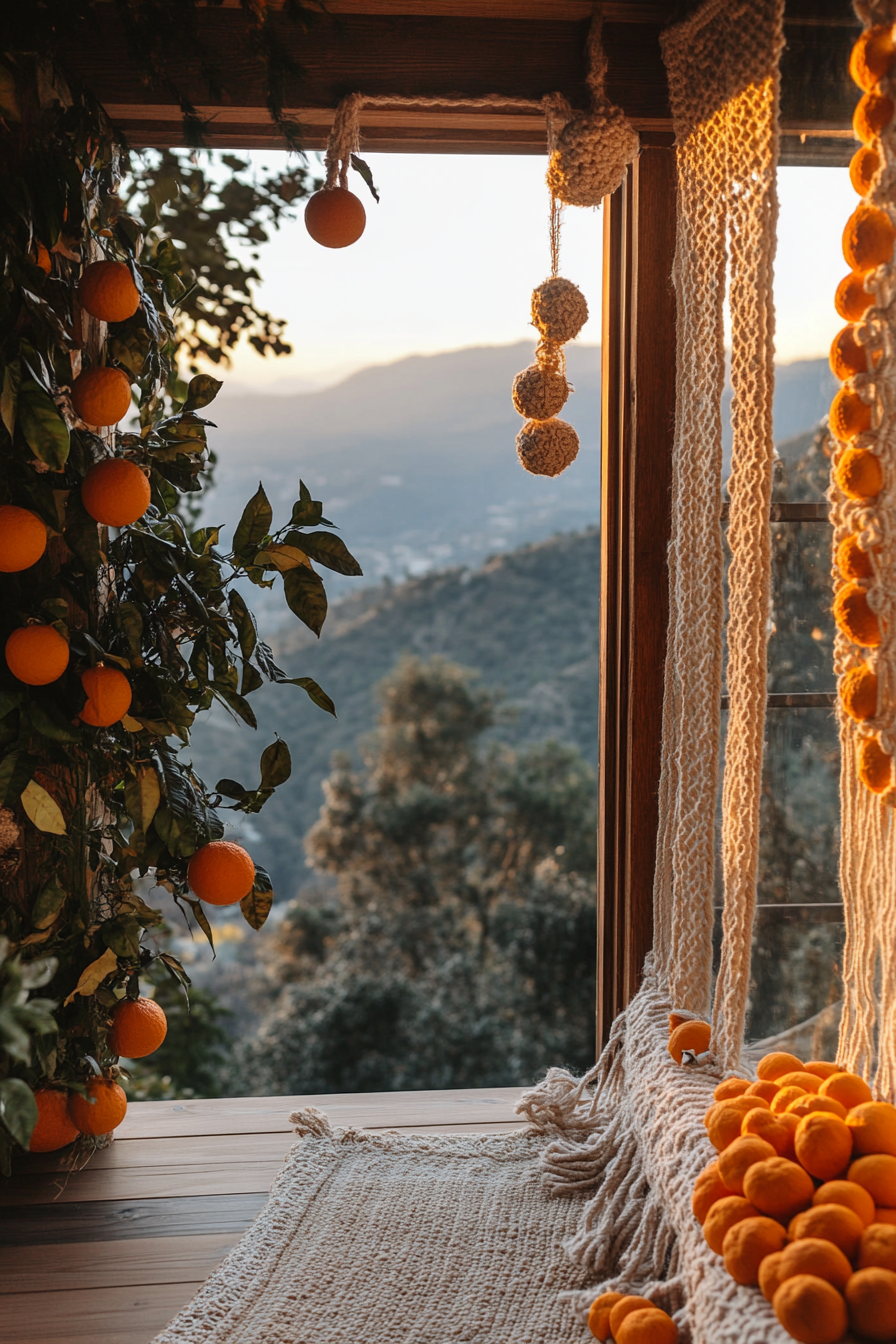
[656,0,784,1073]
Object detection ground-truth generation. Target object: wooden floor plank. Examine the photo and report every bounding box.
[2,1120,526,1205]
[0,1282,204,1344]
[114,1085,524,1140]
[0,1192,268,1247]
[0,1233,237,1293]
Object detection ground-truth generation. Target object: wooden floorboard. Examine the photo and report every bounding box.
[0,1192,269,1246]
[0,1282,206,1344]
[2,1087,528,1344]
[1,1233,238,1293]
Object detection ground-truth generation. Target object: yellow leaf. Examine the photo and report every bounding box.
[63,946,119,1006]
[19,929,52,947]
[120,714,144,732]
[20,780,66,835]
[255,544,311,572]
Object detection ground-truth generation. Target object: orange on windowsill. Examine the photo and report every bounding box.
[28,1088,79,1152]
[67,1077,128,1136]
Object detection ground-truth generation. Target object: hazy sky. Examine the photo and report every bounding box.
[220,153,857,394]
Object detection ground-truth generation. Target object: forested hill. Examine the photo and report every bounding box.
[188,528,599,902]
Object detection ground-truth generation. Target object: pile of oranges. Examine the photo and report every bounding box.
[587,1293,677,1343]
[696,1047,896,1342]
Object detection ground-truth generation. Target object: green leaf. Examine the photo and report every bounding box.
[283,565,328,637]
[214,686,258,729]
[102,914,142,960]
[0,752,32,805]
[125,766,161,834]
[292,530,362,577]
[183,898,215,955]
[214,778,246,799]
[21,779,66,834]
[283,676,337,717]
[1,359,20,436]
[240,874,273,930]
[64,490,102,569]
[32,876,66,930]
[183,375,222,413]
[160,952,191,990]
[116,602,144,662]
[18,380,69,468]
[232,484,272,558]
[259,739,291,789]
[0,1079,38,1150]
[350,153,381,203]
[228,590,257,660]
[290,482,323,528]
[27,700,81,743]
[240,660,264,696]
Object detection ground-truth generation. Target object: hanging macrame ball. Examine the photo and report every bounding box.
[304,187,366,249]
[546,107,640,208]
[516,417,579,478]
[512,363,570,420]
[531,277,588,344]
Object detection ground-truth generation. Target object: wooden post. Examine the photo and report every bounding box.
[597,144,677,1048]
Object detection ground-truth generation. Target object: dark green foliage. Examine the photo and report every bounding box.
[235,654,597,1095]
[0,56,357,1163]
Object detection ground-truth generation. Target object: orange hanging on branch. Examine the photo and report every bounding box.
[81,458,151,527]
[78,260,140,323]
[188,839,256,906]
[109,996,167,1058]
[0,504,47,572]
[79,665,132,727]
[71,366,132,428]
[5,624,69,685]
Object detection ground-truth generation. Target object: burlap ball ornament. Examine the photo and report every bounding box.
[531,277,589,344]
[547,106,640,208]
[516,418,580,478]
[512,363,570,420]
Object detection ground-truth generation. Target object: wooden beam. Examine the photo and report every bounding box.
[597,146,676,1047]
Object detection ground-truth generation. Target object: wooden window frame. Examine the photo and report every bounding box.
[597,144,677,1048]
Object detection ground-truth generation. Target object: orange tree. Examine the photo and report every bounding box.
[0,63,359,1169]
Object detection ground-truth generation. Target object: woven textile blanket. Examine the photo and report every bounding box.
[151,1107,592,1344]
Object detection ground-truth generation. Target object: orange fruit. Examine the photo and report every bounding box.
[814,1180,877,1229]
[187,839,256,906]
[837,535,874,582]
[848,1102,896,1158]
[692,1161,730,1223]
[706,1097,768,1151]
[587,1292,625,1341]
[778,1071,823,1096]
[704,1195,761,1255]
[804,1062,844,1083]
[5,624,69,685]
[79,665,132,728]
[608,1298,658,1337]
[854,92,896,145]
[846,1265,896,1340]
[761,1250,787,1301]
[67,1077,128,1136]
[788,1095,848,1122]
[714,1077,750,1103]
[722,1214,787,1285]
[834,447,883,499]
[860,737,893,793]
[743,1156,815,1223]
[304,187,366,248]
[843,203,896,270]
[860,1223,896,1271]
[28,1088,79,1152]
[834,583,882,649]
[773,1274,848,1344]
[850,144,882,197]
[78,260,140,323]
[773,1086,809,1115]
[835,271,873,322]
[795,1113,854,1182]
[778,1238,853,1292]
[668,1012,690,1033]
[718,1135,778,1195]
[759,1052,805,1081]
[830,388,873,442]
[668,1019,710,1063]
[790,1204,865,1260]
[746,1080,781,1103]
[742,1108,799,1159]
[615,1308,677,1344]
[81,458,150,527]
[841,664,879,722]
[71,366,132,427]
[830,323,875,380]
[108,996,167,1058]
[850,27,896,93]
[851,1155,896,1208]
[0,505,48,572]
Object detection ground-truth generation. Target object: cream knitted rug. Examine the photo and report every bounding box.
[151,1108,593,1344]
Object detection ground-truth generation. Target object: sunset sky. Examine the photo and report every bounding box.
[218,153,857,395]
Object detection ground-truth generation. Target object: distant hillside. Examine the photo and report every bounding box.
[201,343,836,624]
[188,528,600,902]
